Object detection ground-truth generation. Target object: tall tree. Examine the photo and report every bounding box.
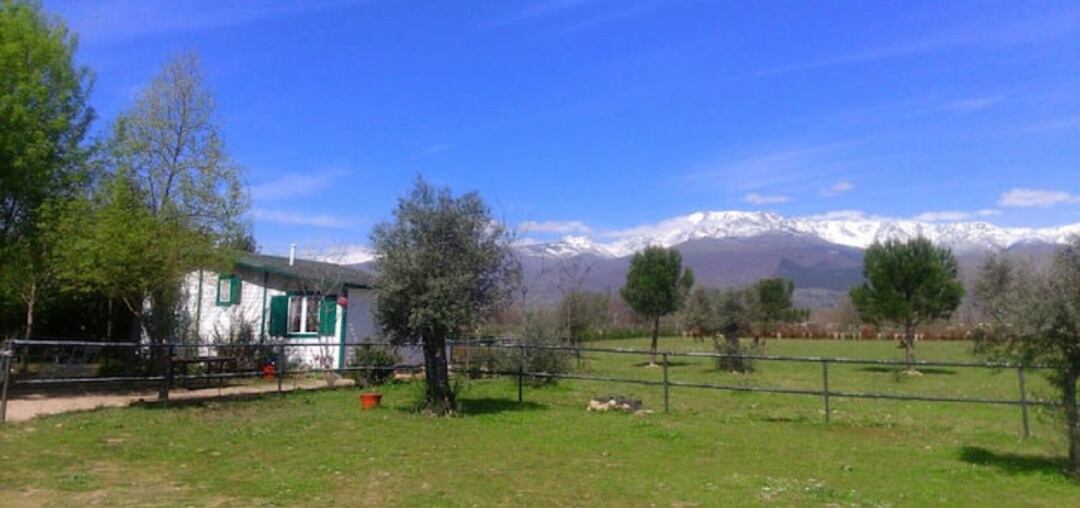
[974,241,1080,473]
[51,53,248,344]
[620,246,694,366]
[0,0,95,337]
[371,178,519,415]
[49,173,213,343]
[106,53,249,244]
[850,237,964,370]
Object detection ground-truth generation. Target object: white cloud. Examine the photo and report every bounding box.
[998,188,1078,208]
[743,193,790,205]
[253,209,351,229]
[251,169,348,201]
[911,211,971,222]
[819,181,855,197]
[305,244,374,265]
[976,208,1002,217]
[519,220,592,234]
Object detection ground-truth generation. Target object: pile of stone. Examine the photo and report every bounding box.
[587,395,644,413]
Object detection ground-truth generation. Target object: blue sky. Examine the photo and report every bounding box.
[46,0,1080,255]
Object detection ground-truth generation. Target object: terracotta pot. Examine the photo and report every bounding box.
[360,392,382,410]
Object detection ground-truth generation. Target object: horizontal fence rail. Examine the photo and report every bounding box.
[0,338,1058,437]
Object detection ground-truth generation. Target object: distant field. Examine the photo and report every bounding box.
[1,338,1077,506]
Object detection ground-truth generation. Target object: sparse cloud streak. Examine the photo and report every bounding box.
[519,220,592,234]
[743,193,790,205]
[998,188,1078,208]
[253,209,352,229]
[250,169,348,202]
[820,181,855,197]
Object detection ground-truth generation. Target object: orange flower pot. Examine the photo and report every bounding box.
[360,392,382,410]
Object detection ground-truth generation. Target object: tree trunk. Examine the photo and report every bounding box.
[422,335,455,415]
[106,298,113,340]
[23,280,36,340]
[649,316,660,366]
[1064,367,1080,474]
[903,321,916,371]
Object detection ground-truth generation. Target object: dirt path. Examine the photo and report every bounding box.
[3,377,357,423]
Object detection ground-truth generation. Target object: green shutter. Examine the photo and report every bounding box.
[216,274,241,306]
[269,295,288,336]
[318,296,337,336]
[230,275,241,304]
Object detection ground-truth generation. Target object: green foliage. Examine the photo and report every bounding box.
[850,237,964,367]
[682,287,749,338]
[620,246,694,321]
[557,290,611,342]
[850,238,964,329]
[974,238,1080,471]
[748,278,806,336]
[371,177,520,414]
[495,317,573,387]
[0,0,94,336]
[349,346,398,387]
[104,53,249,244]
[0,0,94,243]
[620,246,694,362]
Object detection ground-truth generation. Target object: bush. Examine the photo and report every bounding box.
[495,319,573,387]
[349,346,398,387]
[713,336,761,373]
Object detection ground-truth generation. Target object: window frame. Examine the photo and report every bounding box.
[216,274,240,306]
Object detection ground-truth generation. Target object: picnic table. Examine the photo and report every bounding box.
[172,355,238,389]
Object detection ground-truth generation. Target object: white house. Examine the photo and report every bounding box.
[180,252,382,369]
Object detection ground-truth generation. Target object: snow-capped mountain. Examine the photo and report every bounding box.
[527,211,1080,259]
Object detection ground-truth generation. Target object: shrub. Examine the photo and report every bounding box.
[349,345,398,387]
[495,318,572,387]
[713,336,761,373]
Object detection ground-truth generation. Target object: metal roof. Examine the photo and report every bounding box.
[236,253,374,288]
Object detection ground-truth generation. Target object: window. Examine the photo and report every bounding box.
[287,295,321,334]
[216,274,240,306]
[268,293,337,337]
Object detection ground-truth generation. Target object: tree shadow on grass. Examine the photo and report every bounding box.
[858,366,957,376]
[958,446,1067,476]
[458,397,546,415]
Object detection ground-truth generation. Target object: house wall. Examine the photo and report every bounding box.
[181,269,350,368]
[344,288,424,366]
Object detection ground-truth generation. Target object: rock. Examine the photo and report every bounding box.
[587,395,644,413]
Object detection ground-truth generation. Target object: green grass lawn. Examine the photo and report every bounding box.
[2,338,1078,507]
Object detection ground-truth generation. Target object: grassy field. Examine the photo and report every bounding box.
[1,338,1078,506]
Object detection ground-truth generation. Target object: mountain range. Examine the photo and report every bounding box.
[349,211,1079,309]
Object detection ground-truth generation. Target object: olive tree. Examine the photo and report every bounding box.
[850,237,964,370]
[371,178,519,415]
[974,240,1080,473]
[620,246,694,366]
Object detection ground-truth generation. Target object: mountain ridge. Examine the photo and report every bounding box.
[522,210,1080,259]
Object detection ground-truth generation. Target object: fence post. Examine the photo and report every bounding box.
[517,343,525,404]
[662,352,669,414]
[821,359,831,424]
[1018,365,1030,438]
[277,344,285,394]
[160,344,174,406]
[1,340,12,424]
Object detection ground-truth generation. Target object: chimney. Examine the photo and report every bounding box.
[289,243,296,266]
